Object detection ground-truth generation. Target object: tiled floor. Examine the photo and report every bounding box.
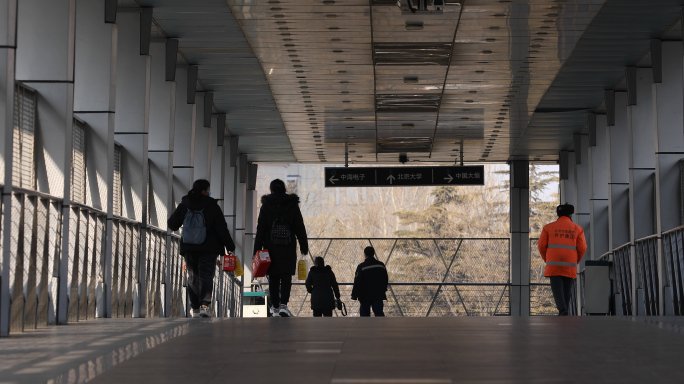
[3,316,684,383]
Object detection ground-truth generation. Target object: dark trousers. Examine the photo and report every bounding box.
[313,308,333,317]
[184,252,218,309]
[359,299,385,317]
[268,273,292,307]
[550,276,575,315]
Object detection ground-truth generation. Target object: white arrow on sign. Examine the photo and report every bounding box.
[387,174,395,184]
[329,175,339,184]
[444,174,453,183]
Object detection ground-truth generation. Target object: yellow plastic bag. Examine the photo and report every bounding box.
[234,258,244,277]
[297,258,308,280]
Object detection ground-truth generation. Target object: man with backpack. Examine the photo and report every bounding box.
[168,179,235,318]
[253,179,309,317]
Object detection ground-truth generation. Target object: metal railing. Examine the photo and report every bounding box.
[7,189,62,332]
[110,216,140,318]
[66,204,106,323]
[529,238,558,315]
[263,238,511,317]
[663,226,684,315]
[635,234,659,315]
[4,189,240,334]
[613,242,633,315]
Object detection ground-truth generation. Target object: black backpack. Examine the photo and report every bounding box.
[269,207,292,245]
[182,208,206,245]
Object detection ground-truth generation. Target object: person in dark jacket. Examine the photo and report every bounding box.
[168,179,235,318]
[305,257,341,317]
[253,179,309,317]
[351,246,389,317]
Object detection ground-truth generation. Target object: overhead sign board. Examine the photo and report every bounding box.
[324,166,485,187]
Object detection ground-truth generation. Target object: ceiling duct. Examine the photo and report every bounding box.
[377,137,433,153]
[374,43,452,66]
[376,94,441,112]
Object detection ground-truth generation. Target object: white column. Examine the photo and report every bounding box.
[607,92,631,249]
[653,41,684,315]
[148,40,177,318]
[172,66,195,206]
[628,68,656,241]
[509,161,530,316]
[15,0,76,326]
[192,92,210,180]
[0,0,17,337]
[148,41,175,229]
[113,10,150,317]
[560,152,577,207]
[588,115,610,260]
[608,91,634,313]
[573,134,591,262]
[653,41,684,233]
[235,154,248,286]
[74,0,117,319]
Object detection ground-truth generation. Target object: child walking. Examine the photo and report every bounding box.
[305,257,341,317]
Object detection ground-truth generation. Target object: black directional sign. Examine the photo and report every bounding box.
[324,166,485,187]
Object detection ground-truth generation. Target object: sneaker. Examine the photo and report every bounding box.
[199,305,211,318]
[270,306,280,317]
[191,308,201,318]
[279,304,293,317]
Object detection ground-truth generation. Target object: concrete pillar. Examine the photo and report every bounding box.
[653,41,684,315]
[73,0,117,319]
[210,115,225,211]
[148,41,175,229]
[573,133,591,264]
[15,0,76,325]
[245,162,258,284]
[172,66,195,207]
[653,41,684,233]
[148,40,177,317]
[0,0,17,338]
[607,91,631,249]
[588,115,610,259]
[509,160,530,316]
[113,10,150,317]
[627,68,656,241]
[192,92,210,181]
[607,91,633,313]
[560,152,577,208]
[235,154,248,287]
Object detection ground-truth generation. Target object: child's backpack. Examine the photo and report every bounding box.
[270,209,292,245]
[182,208,206,244]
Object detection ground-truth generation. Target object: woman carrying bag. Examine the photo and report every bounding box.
[305,257,341,317]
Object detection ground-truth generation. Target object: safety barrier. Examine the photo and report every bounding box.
[529,238,557,315]
[613,242,633,315]
[3,189,240,335]
[663,226,684,315]
[7,189,63,332]
[279,238,511,316]
[635,234,659,315]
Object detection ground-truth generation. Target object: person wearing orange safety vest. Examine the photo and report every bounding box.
[538,203,587,316]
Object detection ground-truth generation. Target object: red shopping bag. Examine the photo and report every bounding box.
[252,250,272,278]
[222,253,236,272]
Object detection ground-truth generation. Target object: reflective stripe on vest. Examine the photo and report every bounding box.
[362,264,386,271]
[546,261,577,267]
[547,244,577,250]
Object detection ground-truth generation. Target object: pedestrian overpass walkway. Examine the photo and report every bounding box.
[3,316,684,384]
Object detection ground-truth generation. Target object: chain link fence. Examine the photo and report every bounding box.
[264,238,511,317]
